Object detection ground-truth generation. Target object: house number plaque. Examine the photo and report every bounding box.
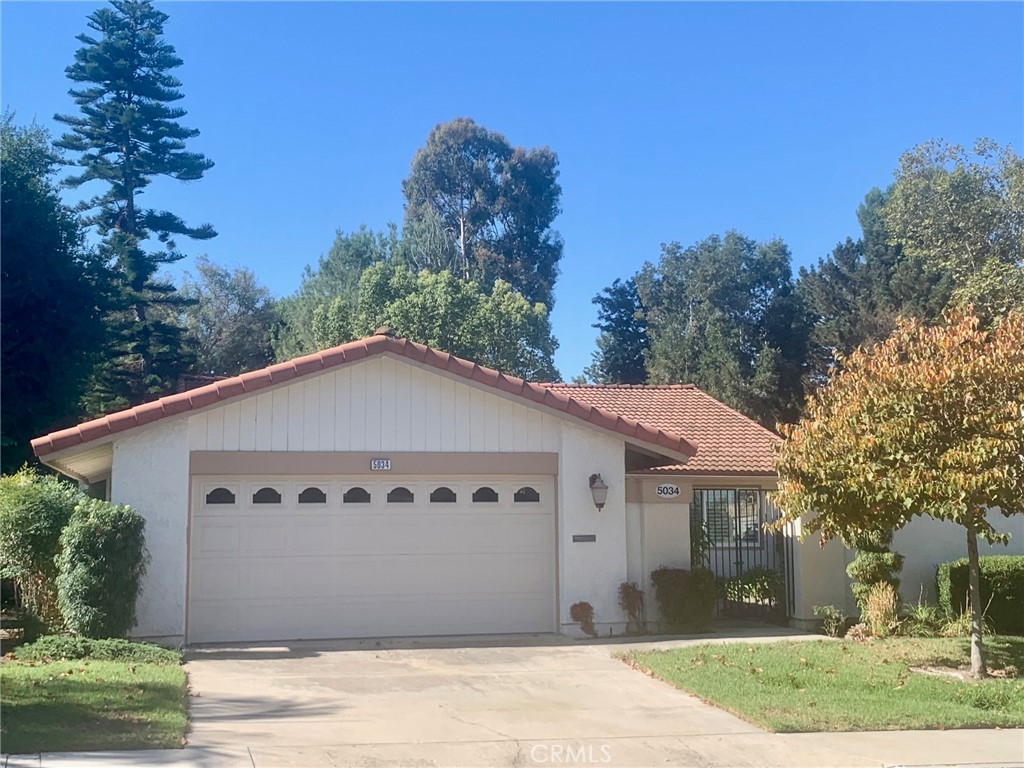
[370,458,391,471]
[655,484,681,498]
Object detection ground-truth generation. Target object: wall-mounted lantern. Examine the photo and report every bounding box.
[589,473,609,510]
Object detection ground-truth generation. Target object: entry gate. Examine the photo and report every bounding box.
[690,488,794,621]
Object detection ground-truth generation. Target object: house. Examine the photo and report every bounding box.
[31,330,1023,645]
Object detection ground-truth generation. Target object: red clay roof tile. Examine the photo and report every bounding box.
[31,335,699,461]
[540,383,779,475]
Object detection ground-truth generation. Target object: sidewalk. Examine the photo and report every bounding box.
[5,728,1023,768]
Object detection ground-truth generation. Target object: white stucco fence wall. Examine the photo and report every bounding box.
[893,510,1024,606]
[792,509,1024,623]
[109,419,190,643]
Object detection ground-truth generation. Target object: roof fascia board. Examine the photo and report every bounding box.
[628,471,778,487]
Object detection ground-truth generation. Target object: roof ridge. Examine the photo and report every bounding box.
[540,383,696,390]
[32,335,699,460]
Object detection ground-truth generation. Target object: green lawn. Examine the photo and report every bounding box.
[624,636,1024,732]
[0,658,188,754]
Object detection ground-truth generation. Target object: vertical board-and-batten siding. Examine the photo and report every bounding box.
[187,356,562,454]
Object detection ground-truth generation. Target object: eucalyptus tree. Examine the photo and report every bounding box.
[402,118,563,308]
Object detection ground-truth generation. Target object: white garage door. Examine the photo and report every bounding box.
[188,476,555,643]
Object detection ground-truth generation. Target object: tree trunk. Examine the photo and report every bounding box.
[966,525,987,679]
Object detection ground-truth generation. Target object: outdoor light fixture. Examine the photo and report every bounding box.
[589,473,609,510]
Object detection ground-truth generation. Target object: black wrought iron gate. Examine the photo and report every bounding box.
[690,488,795,622]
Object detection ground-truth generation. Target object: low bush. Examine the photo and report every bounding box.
[618,582,644,633]
[723,566,783,607]
[17,610,49,644]
[899,593,945,637]
[939,608,995,639]
[936,556,1024,635]
[56,499,148,638]
[650,566,717,632]
[569,601,597,637]
[12,635,180,665]
[813,604,847,637]
[0,469,82,626]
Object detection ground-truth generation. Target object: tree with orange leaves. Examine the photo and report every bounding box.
[771,310,1024,677]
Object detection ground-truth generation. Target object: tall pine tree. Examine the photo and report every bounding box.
[55,0,215,414]
[583,278,649,384]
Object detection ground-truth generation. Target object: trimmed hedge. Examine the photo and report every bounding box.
[650,567,717,632]
[13,635,180,664]
[936,555,1024,635]
[55,499,148,638]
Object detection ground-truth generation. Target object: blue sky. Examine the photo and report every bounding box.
[3,2,1022,379]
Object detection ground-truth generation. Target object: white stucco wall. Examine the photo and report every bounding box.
[109,419,190,643]
[791,524,856,622]
[625,502,644,588]
[557,424,628,637]
[625,494,691,629]
[792,509,1024,623]
[893,510,1024,606]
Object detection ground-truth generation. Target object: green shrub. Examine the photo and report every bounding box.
[56,499,148,638]
[13,635,180,664]
[723,566,783,607]
[19,610,49,644]
[0,468,82,625]
[812,604,847,637]
[936,555,1024,635]
[899,592,945,637]
[940,608,995,638]
[650,567,717,632]
[844,530,904,612]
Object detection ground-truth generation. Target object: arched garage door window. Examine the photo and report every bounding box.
[387,487,415,503]
[472,486,499,503]
[514,486,540,503]
[343,487,371,504]
[298,487,327,504]
[430,487,457,503]
[252,487,282,504]
[205,487,235,505]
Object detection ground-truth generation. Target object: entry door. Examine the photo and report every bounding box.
[188,476,555,643]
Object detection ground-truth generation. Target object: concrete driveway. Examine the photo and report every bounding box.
[179,631,1024,768]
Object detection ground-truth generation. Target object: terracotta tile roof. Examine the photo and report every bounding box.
[31,334,698,461]
[539,384,780,475]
